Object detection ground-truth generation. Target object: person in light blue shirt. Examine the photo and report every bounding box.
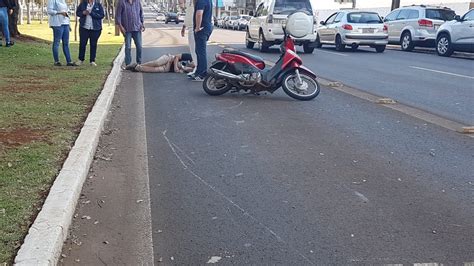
[47,0,76,66]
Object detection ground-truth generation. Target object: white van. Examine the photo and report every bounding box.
[246,0,317,53]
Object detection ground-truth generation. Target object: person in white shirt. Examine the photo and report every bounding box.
[179,0,197,76]
[47,0,75,66]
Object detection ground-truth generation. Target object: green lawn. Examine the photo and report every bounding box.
[0,23,122,263]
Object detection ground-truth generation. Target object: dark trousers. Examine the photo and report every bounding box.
[194,29,212,77]
[79,27,102,62]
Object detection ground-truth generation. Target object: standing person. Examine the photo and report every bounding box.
[47,0,75,66]
[0,0,15,47]
[179,0,197,76]
[116,0,144,68]
[190,0,212,81]
[76,0,105,66]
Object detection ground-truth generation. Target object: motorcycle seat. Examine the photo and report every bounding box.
[223,49,265,65]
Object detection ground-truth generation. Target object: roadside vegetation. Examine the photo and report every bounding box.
[0,20,122,263]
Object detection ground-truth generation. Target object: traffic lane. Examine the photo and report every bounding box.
[229,43,474,125]
[143,45,474,264]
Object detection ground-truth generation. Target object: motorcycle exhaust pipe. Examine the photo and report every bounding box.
[209,68,246,82]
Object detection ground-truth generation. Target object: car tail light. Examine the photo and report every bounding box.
[418,19,433,27]
[267,14,273,23]
[383,24,388,32]
[342,24,353,30]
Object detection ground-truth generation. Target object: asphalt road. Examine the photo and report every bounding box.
[62,18,474,265]
[142,23,473,264]
[216,30,474,126]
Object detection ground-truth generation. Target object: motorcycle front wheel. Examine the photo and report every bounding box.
[282,71,320,101]
[203,75,231,96]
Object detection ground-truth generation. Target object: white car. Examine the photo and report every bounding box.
[436,9,474,56]
[383,5,456,51]
[156,13,165,22]
[316,10,388,52]
[246,0,317,53]
[178,13,185,23]
[226,16,239,29]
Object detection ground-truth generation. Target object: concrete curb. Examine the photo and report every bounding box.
[14,45,125,265]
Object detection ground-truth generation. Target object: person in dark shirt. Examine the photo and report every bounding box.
[189,0,212,81]
[76,0,105,66]
[0,0,15,47]
[115,0,145,67]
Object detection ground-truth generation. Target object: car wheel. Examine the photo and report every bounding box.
[436,34,454,57]
[335,35,345,52]
[259,31,269,52]
[401,31,414,51]
[350,44,359,51]
[303,42,315,54]
[375,45,386,53]
[315,34,322,48]
[246,29,255,49]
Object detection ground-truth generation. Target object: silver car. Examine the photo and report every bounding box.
[316,10,388,52]
[436,9,474,56]
[383,5,456,51]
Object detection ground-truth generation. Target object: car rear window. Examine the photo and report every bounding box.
[425,9,456,21]
[273,0,312,15]
[347,12,382,23]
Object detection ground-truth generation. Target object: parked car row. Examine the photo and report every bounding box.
[316,5,473,57]
[242,0,473,57]
[217,15,251,31]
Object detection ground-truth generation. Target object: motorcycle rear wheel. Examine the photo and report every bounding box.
[282,71,320,101]
[203,75,231,96]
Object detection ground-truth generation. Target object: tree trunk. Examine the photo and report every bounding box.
[26,0,31,24]
[8,0,21,37]
[18,0,23,25]
[40,0,44,24]
[115,0,120,36]
[106,0,110,26]
[74,0,78,41]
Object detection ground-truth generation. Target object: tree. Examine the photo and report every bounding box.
[8,0,21,37]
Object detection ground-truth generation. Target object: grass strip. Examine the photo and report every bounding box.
[0,22,122,263]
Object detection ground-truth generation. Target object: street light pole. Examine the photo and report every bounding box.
[391,0,400,10]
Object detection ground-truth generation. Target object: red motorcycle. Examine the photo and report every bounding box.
[203,14,320,101]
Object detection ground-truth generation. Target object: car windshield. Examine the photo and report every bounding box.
[347,12,382,23]
[273,0,312,15]
[425,9,456,21]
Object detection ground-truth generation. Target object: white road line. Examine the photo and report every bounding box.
[409,66,474,80]
[316,49,349,57]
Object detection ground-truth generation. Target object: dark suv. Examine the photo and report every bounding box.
[165,12,179,24]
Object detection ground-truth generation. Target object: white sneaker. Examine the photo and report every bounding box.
[90,62,97,66]
[76,60,84,66]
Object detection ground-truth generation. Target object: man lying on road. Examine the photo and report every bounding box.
[125,53,195,73]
